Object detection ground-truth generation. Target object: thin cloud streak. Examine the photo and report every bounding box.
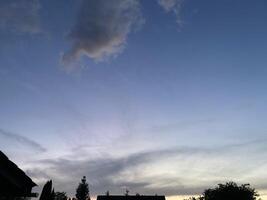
[0,128,46,152]
[158,0,185,25]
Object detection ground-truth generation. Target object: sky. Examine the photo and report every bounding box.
[1,0,267,199]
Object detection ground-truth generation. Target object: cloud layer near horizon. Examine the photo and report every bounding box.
[26,139,267,197]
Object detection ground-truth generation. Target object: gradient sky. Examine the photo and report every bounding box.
[1,0,267,199]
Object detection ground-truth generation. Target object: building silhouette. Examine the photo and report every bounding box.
[97,195,166,200]
[0,151,37,199]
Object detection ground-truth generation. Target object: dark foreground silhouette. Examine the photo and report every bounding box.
[97,195,165,200]
[39,180,54,200]
[39,180,67,200]
[185,182,258,200]
[0,151,37,199]
[97,195,166,200]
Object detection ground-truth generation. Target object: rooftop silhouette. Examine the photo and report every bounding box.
[0,151,37,198]
[97,195,166,200]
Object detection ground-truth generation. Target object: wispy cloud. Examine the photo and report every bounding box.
[157,0,185,25]
[0,128,46,152]
[61,0,144,66]
[0,0,41,34]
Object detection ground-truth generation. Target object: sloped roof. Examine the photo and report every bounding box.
[0,151,37,197]
[97,195,166,200]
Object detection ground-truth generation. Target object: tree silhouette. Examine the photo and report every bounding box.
[204,182,258,200]
[185,182,259,200]
[54,192,68,200]
[39,180,55,200]
[76,176,90,200]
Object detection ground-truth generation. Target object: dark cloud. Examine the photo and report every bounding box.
[0,128,46,152]
[61,0,143,65]
[0,0,41,34]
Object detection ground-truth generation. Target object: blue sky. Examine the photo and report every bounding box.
[1,0,267,199]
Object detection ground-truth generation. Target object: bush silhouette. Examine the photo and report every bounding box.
[204,182,258,200]
[39,180,55,200]
[185,182,259,200]
[54,192,68,200]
